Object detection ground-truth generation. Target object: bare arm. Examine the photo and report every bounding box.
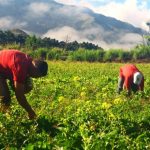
[117,77,124,94]
[140,78,144,91]
[14,81,36,119]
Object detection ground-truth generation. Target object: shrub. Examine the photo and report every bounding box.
[3,43,21,50]
[118,50,132,62]
[132,45,150,60]
[104,49,120,62]
[68,49,104,62]
[85,50,104,62]
[47,48,68,60]
[68,49,86,61]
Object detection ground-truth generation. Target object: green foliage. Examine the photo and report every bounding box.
[104,49,120,61]
[0,30,26,45]
[18,45,150,62]
[118,50,133,62]
[1,28,150,62]
[68,49,104,62]
[31,48,49,59]
[0,62,150,149]
[144,35,150,45]
[25,35,41,50]
[66,41,79,51]
[85,50,104,62]
[2,43,21,50]
[68,49,87,61]
[0,29,101,51]
[47,48,68,61]
[132,45,150,60]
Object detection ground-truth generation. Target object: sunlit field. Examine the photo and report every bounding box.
[0,61,150,150]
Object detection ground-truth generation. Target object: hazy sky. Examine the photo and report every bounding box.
[55,0,150,31]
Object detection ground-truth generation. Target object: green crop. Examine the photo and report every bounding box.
[0,62,150,150]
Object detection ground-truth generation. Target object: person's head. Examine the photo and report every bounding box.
[133,72,143,85]
[29,59,48,78]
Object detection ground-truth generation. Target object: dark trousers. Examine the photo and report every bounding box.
[0,76,11,106]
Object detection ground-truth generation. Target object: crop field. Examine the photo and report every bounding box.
[0,61,150,150]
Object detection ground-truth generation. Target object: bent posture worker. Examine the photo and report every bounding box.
[117,64,144,95]
[0,49,48,119]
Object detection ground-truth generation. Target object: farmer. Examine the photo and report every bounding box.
[117,64,144,95]
[0,49,48,119]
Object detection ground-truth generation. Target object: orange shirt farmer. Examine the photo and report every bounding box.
[117,64,144,95]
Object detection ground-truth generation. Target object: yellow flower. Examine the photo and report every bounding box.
[80,92,86,97]
[73,76,80,81]
[101,102,112,109]
[108,112,116,120]
[0,122,3,128]
[81,87,87,91]
[5,113,11,120]
[102,93,107,98]
[113,98,123,105]
[58,96,65,102]
[100,132,105,137]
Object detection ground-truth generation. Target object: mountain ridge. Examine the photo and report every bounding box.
[0,0,145,49]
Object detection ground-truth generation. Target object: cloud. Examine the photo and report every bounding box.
[57,5,95,26]
[42,26,88,42]
[0,17,12,28]
[119,33,142,43]
[42,26,105,45]
[0,16,27,29]
[94,0,150,31]
[0,0,13,5]
[55,0,150,31]
[42,26,142,49]
[55,0,78,6]
[27,2,50,17]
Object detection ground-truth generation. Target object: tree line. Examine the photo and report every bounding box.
[0,30,102,51]
[23,44,150,63]
[1,29,150,62]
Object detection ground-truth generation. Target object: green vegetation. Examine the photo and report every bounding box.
[0,30,100,51]
[1,29,150,63]
[0,62,150,149]
[23,45,150,62]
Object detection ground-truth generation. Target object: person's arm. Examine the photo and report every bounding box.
[139,77,144,91]
[117,68,124,94]
[124,77,132,95]
[117,77,124,93]
[14,81,36,119]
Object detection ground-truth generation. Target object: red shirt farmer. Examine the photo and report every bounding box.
[0,50,48,119]
[117,64,144,94]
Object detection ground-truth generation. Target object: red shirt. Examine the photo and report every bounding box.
[119,64,144,90]
[0,50,32,83]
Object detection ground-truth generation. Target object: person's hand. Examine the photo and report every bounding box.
[116,87,122,94]
[28,111,37,120]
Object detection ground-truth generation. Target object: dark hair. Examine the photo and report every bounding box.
[34,59,48,76]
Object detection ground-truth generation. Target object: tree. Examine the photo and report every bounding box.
[66,41,79,51]
[145,22,150,45]
[4,31,15,44]
[0,30,5,44]
[25,35,38,50]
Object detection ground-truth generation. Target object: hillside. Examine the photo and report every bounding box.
[0,0,145,48]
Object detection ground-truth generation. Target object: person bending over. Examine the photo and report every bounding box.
[0,49,48,119]
[117,64,144,95]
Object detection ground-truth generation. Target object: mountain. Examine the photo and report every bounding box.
[10,29,28,37]
[0,0,145,49]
